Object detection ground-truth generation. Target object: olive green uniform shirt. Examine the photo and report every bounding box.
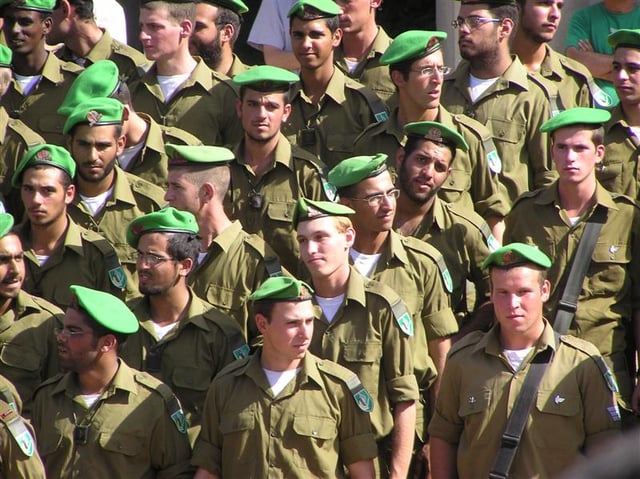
[192,351,378,478]
[441,56,555,203]
[0,291,63,415]
[188,220,282,343]
[335,27,395,104]
[309,267,419,441]
[282,67,388,169]
[17,217,125,309]
[228,134,329,275]
[68,166,165,300]
[130,58,242,146]
[429,321,621,478]
[122,291,246,444]
[226,54,250,78]
[32,360,193,479]
[1,52,82,145]
[504,182,640,408]
[56,29,150,84]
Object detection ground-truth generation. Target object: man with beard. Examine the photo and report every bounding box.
[63,97,165,300]
[121,207,247,444]
[393,121,493,325]
[0,211,63,415]
[189,0,250,77]
[32,285,193,478]
[441,0,554,205]
[12,143,125,309]
[229,64,330,275]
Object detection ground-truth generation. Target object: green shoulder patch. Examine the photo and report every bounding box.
[390,298,414,337]
[135,374,189,434]
[170,409,189,434]
[318,360,374,413]
[108,266,127,289]
[0,402,35,457]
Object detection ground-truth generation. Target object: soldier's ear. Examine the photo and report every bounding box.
[395,147,405,171]
[235,98,243,119]
[200,182,215,202]
[255,313,269,334]
[541,279,551,302]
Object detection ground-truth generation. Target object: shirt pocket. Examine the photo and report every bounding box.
[205,285,247,318]
[171,367,212,416]
[99,430,145,457]
[0,342,40,372]
[457,387,491,443]
[292,414,338,470]
[586,241,630,296]
[266,202,295,223]
[342,340,382,401]
[220,409,256,463]
[326,133,357,156]
[37,115,66,138]
[596,156,623,190]
[486,118,525,170]
[533,388,581,450]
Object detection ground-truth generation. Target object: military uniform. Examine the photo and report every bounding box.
[429,321,621,478]
[192,350,378,478]
[441,56,555,203]
[504,182,640,409]
[0,375,45,478]
[68,167,165,300]
[32,359,193,479]
[354,105,510,219]
[16,217,125,309]
[282,68,388,169]
[55,29,150,84]
[189,220,282,342]
[130,58,242,146]
[122,291,246,444]
[1,53,82,145]
[227,54,251,78]
[228,134,329,274]
[335,27,395,104]
[0,291,63,415]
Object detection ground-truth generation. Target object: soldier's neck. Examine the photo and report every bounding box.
[341,24,378,61]
[148,285,190,327]
[352,229,388,255]
[212,48,234,77]
[64,22,103,58]
[300,63,335,104]
[260,348,303,372]
[156,50,197,76]
[311,263,350,298]
[557,179,598,218]
[123,112,150,147]
[469,49,512,79]
[243,136,278,177]
[397,101,438,126]
[77,172,115,198]
[621,101,640,126]
[500,319,545,350]
[512,33,547,73]
[77,356,120,395]
[394,195,435,236]
[12,48,48,77]
[198,207,232,248]
[30,216,68,256]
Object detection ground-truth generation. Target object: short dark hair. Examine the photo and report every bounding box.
[68,296,129,352]
[252,300,277,322]
[215,7,242,46]
[56,0,94,20]
[164,231,200,267]
[111,81,133,108]
[289,13,340,34]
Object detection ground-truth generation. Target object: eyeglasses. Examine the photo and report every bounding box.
[410,65,452,77]
[348,188,400,207]
[134,251,176,267]
[55,327,91,339]
[452,16,502,30]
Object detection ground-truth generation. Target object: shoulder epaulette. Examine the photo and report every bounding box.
[365,280,414,337]
[609,191,640,207]
[511,188,544,208]
[125,172,166,206]
[291,143,326,168]
[206,311,250,360]
[349,80,389,123]
[34,373,64,393]
[6,119,44,148]
[60,61,83,75]
[400,236,453,293]
[160,125,203,146]
[216,354,252,377]
[559,335,619,394]
[445,202,495,244]
[317,359,373,412]
[242,235,284,278]
[219,76,239,96]
[448,330,484,357]
[0,399,36,457]
[28,294,63,317]
[83,231,127,291]
[452,114,502,173]
[134,373,188,434]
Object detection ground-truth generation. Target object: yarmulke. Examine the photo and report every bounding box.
[380,31,447,65]
[201,0,248,14]
[0,0,55,12]
[249,276,314,302]
[481,242,552,270]
[233,65,299,92]
[165,144,235,166]
[58,60,121,116]
[127,207,199,248]
[293,197,354,228]
[404,121,469,152]
[62,97,124,135]
[12,144,76,187]
[328,154,388,189]
[0,213,13,239]
[70,285,139,334]
[0,44,11,68]
[287,0,341,19]
[539,107,611,133]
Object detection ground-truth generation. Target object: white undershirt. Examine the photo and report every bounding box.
[14,74,41,96]
[35,254,49,266]
[151,321,178,340]
[343,58,359,74]
[504,347,534,371]
[80,187,113,216]
[197,251,207,265]
[80,393,101,408]
[568,216,580,226]
[315,294,344,323]
[469,74,499,103]
[349,249,381,278]
[263,367,300,397]
[118,143,145,171]
[157,73,190,103]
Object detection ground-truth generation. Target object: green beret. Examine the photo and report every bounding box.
[0,213,14,239]
[249,276,314,302]
[70,285,139,335]
[58,60,121,116]
[404,121,470,152]
[456,0,516,4]
[293,197,354,228]
[328,154,388,189]
[288,0,341,19]
[126,207,199,248]
[0,44,11,68]
[233,65,299,92]
[12,144,76,187]
[380,30,447,65]
[608,29,640,49]
[481,242,552,270]
[62,97,124,135]
[539,107,611,133]
[165,144,235,166]
[199,0,248,14]
[0,0,55,12]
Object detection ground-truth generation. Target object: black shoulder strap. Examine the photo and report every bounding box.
[489,343,556,479]
[553,205,607,335]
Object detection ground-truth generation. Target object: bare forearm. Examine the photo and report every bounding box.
[566,47,613,81]
[429,436,458,479]
[429,337,451,398]
[486,216,504,245]
[347,459,376,479]
[389,401,416,479]
[263,46,300,70]
[194,468,218,479]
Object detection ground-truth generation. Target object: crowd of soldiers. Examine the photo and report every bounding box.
[0,0,636,477]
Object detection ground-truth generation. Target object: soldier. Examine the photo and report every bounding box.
[294,198,419,478]
[12,144,125,308]
[122,207,247,443]
[504,107,640,419]
[354,29,508,240]
[32,285,193,478]
[0,211,63,415]
[230,65,330,275]
[442,0,554,204]
[282,0,388,169]
[132,0,242,146]
[0,0,82,145]
[63,97,165,300]
[429,243,621,478]
[192,276,378,478]
[48,0,150,84]
[189,0,250,77]
[164,143,284,342]
[333,0,394,103]
[394,121,494,325]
